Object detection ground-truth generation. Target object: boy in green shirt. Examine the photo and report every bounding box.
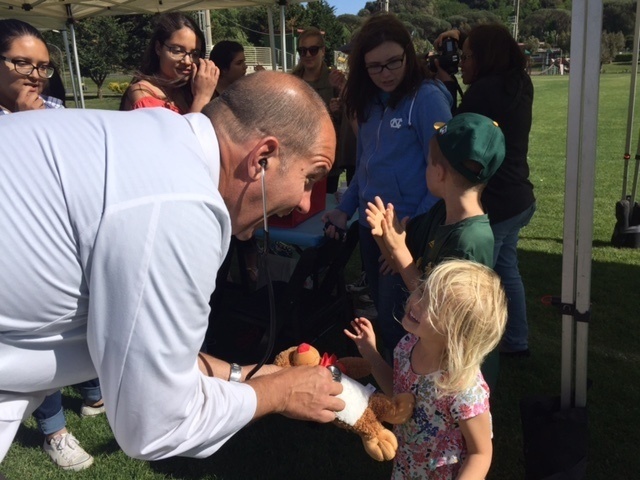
[366,113,505,387]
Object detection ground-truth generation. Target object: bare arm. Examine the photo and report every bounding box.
[457,411,493,480]
[197,352,344,422]
[344,317,394,395]
[197,352,280,380]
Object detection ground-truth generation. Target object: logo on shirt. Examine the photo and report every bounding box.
[390,117,403,129]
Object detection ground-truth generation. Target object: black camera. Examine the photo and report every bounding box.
[427,37,459,75]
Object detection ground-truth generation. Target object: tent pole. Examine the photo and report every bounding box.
[267,7,277,70]
[279,4,287,72]
[622,0,640,199]
[561,0,602,409]
[202,10,213,54]
[61,29,79,107]
[66,6,85,109]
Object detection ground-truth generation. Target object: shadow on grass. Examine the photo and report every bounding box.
[490,248,640,479]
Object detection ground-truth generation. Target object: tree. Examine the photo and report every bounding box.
[336,14,364,34]
[603,1,635,41]
[519,8,571,40]
[75,17,128,98]
[601,30,626,64]
[524,35,541,55]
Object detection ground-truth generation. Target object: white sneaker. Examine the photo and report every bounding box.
[43,432,94,471]
[81,403,106,417]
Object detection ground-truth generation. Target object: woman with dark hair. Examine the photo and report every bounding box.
[0,18,59,113]
[209,40,246,97]
[323,13,452,354]
[436,23,536,357]
[120,12,218,113]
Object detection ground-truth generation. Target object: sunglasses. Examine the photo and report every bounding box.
[297,46,323,57]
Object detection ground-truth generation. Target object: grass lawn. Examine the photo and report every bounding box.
[1,74,640,479]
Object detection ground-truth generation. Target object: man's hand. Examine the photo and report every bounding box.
[248,365,345,423]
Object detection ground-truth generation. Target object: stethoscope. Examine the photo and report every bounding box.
[245,158,276,380]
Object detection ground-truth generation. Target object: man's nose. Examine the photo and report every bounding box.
[296,190,312,214]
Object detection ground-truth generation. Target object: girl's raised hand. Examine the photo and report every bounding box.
[344,317,378,360]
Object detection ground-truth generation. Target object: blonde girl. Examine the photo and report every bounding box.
[346,259,507,479]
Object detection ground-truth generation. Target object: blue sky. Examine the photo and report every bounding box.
[326,1,366,16]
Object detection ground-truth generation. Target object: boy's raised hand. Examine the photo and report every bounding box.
[366,196,387,237]
[380,203,408,254]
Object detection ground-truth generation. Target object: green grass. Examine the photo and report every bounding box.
[2,74,640,479]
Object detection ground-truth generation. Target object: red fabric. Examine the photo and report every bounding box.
[131,96,184,114]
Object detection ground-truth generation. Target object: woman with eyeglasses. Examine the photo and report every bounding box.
[0,19,61,114]
[434,24,535,358]
[322,14,452,355]
[120,12,219,113]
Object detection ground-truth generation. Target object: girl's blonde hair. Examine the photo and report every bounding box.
[412,259,507,396]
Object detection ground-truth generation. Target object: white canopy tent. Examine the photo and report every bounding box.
[0,0,312,106]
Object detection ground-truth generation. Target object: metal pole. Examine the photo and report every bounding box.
[561,0,601,410]
[203,10,213,55]
[69,23,85,109]
[514,0,520,40]
[267,7,277,70]
[622,0,640,199]
[61,29,79,107]
[279,4,287,72]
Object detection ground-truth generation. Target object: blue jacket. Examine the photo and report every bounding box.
[338,80,452,225]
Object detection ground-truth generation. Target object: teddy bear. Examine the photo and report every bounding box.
[274,343,415,461]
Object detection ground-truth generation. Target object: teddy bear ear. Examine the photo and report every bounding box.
[273,346,299,367]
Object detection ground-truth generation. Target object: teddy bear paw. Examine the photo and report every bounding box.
[362,428,398,461]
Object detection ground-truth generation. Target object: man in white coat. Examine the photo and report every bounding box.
[0,71,344,461]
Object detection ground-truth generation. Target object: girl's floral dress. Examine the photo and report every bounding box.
[392,333,490,480]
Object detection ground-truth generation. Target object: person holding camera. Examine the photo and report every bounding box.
[433,24,536,357]
[323,13,452,357]
[120,12,219,114]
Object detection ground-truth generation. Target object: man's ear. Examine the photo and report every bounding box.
[248,137,279,179]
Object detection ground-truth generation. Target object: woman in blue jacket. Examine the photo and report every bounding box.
[323,13,452,355]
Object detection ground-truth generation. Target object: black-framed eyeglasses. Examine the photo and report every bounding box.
[297,46,323,57]
[0,55,54,78]
[365,53,405,75]
[163,43,202,62]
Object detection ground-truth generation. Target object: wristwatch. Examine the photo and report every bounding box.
[228,363,242,382]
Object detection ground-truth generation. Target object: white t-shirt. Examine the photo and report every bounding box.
[0,108,256,459]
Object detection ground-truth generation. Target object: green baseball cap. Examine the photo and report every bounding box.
[434,113,506,184]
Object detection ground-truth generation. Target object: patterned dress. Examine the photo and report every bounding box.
[392,334,490,480]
